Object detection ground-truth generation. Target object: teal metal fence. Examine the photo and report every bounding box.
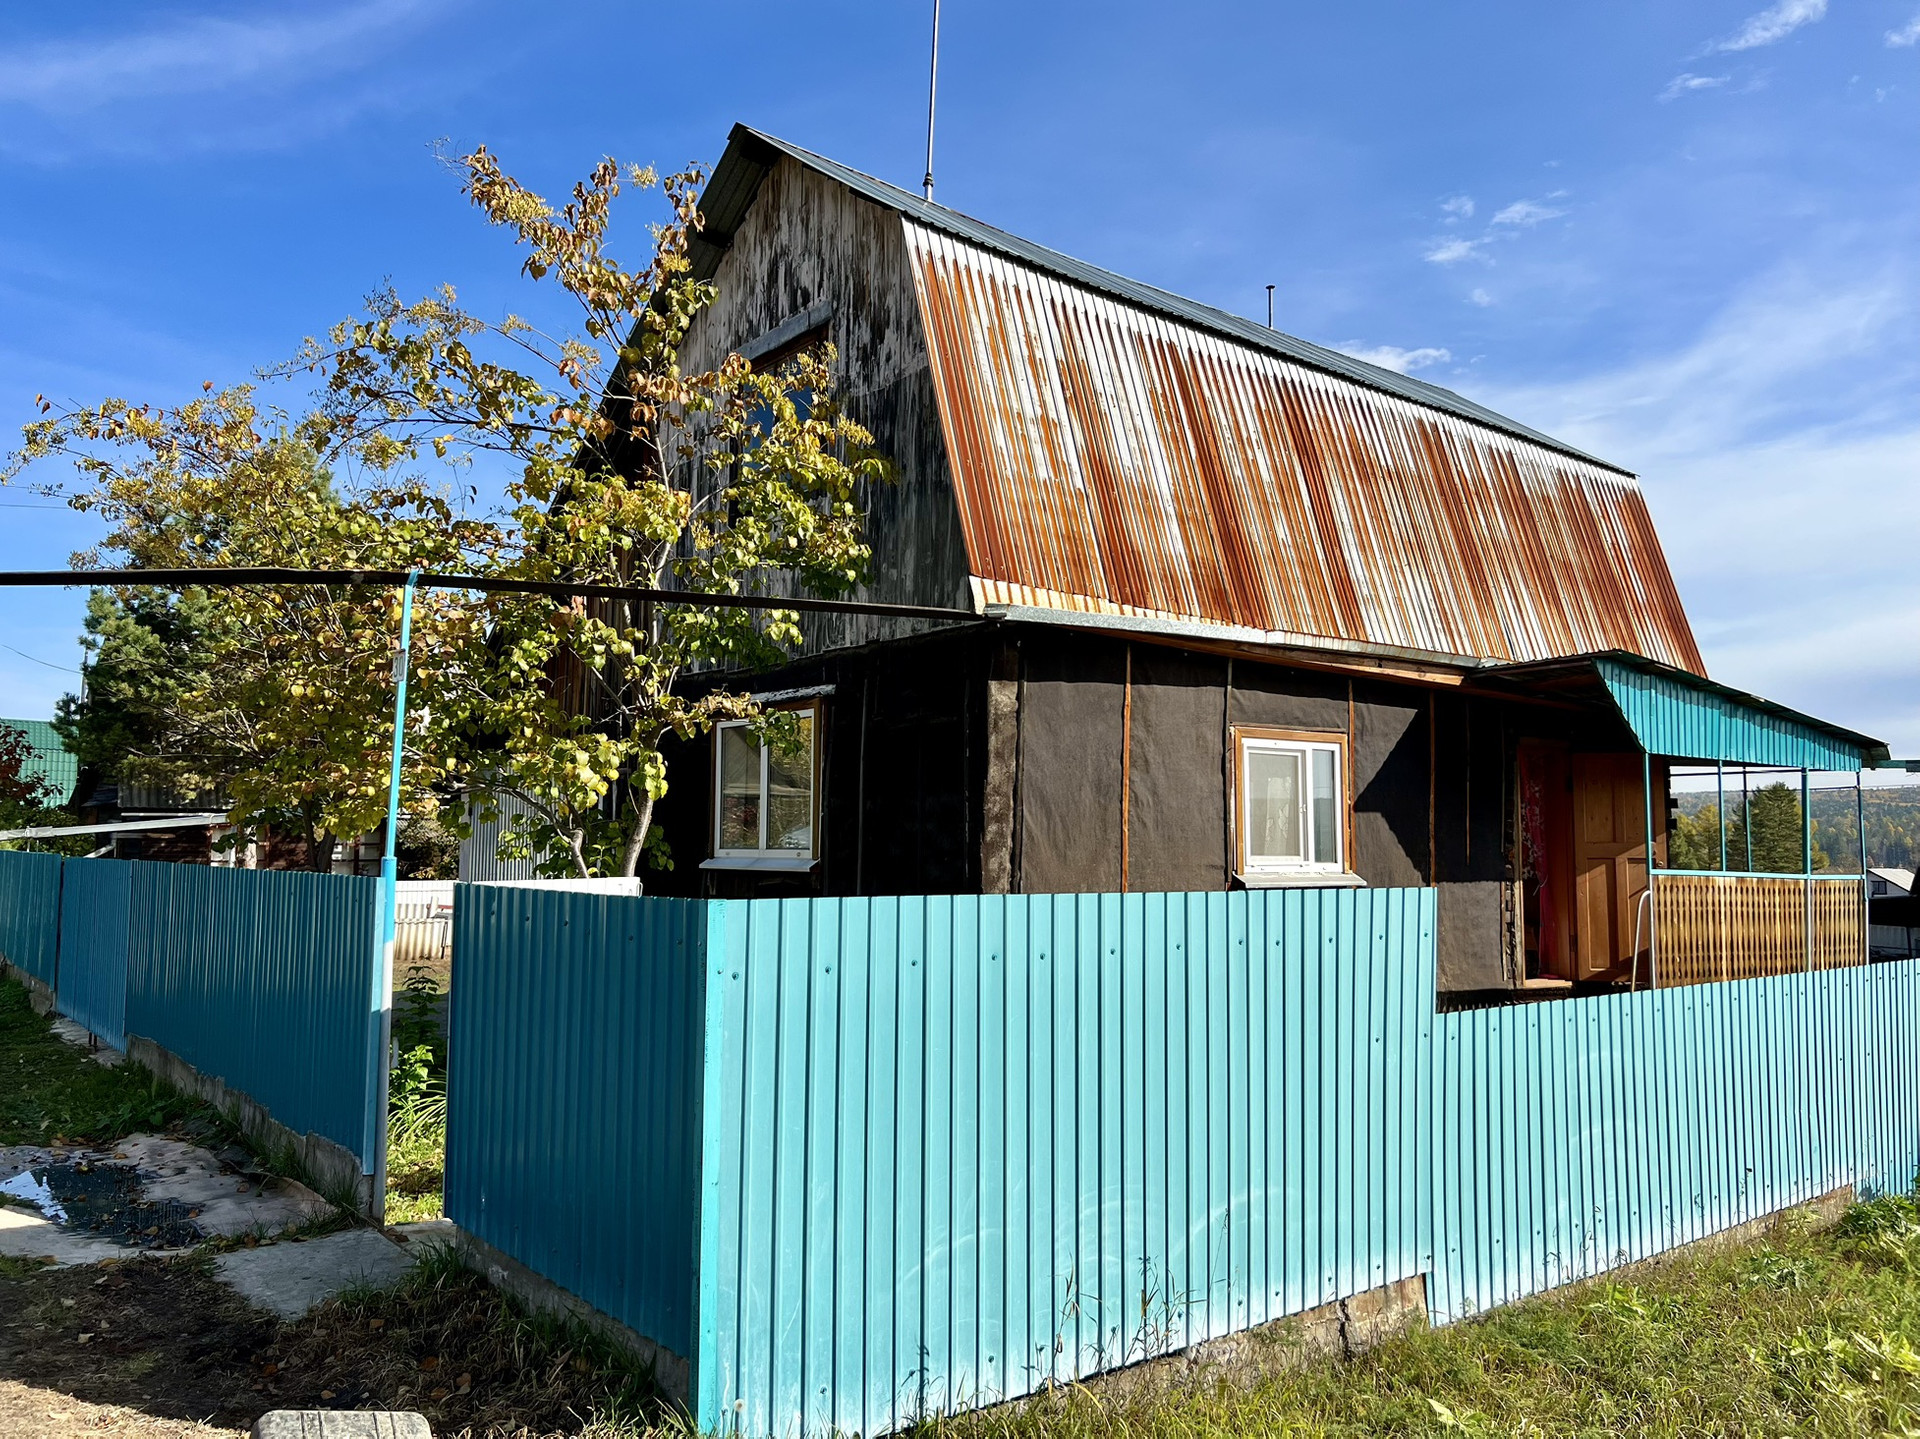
[444,884,710,1366]
[697,888,1435,1436]
[0,848,64,989]
[1431,960,1920,1321]
[445,886,1920,1439]
[126,862,381,1160]
[55,859,131,1048]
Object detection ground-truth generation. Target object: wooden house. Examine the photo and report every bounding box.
[647,125,1891,1000]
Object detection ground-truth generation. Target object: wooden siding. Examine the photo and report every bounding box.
[680,157,974,653]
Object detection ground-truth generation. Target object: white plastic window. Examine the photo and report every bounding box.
[713,711,816,858]
[1239,735,1344,873]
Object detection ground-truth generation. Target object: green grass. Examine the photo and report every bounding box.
[0,976,205,1145]
[918,1196,1920,1439]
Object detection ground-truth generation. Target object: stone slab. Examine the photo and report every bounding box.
[215,1227,415,1320]
[0,1204,129,1267]
[253,1412,431,1438]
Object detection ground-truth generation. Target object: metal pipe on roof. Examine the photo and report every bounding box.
[923,0,940,201]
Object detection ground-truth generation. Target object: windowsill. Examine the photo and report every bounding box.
[1236,870,1367,890]
[701,855,819,873]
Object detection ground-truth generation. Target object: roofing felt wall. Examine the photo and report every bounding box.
[908,224,1704,672]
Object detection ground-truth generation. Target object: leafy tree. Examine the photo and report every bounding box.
[10,397,486,870]
[1669,802,1727,872]
[290,149,883,876]
[9,148,883,877]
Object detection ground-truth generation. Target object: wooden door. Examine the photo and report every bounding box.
[1570,753,1657,981]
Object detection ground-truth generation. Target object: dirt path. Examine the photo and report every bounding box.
[0,1256,277,1436]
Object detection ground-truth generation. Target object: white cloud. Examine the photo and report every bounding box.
[1424,237,1488,265]
[1491,199,1568,227]
[1469,288,1494,307]
[0,1,440,113]
[1440,195,1475,220]
[1711,0,1827,52]
[1662,72,1732,101]
[1472,263,1920,753]
[1888,12,1920,45]
[1337,343,1452,374]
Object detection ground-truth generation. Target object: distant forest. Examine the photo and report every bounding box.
[1672,782,1920,874]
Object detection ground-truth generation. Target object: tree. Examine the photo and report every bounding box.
[1669,802,1726,872]
[8,147,883,877]
[1728,782,1828,874]
[10,394,487,870]
[53,587,221,800]
[291,149,884,876]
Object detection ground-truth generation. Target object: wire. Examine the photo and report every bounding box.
[0,566,985,624]
[0,643,76,673]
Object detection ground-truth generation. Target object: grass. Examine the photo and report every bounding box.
[918,1195,1920,1439]
[0,976,206,1145]
[384,964,448,1224]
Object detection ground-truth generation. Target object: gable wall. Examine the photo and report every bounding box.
[679,157,973,651]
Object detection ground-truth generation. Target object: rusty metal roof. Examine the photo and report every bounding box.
[909,227,1704,672]
[698,125,1706,674]
[697,125,1623,473]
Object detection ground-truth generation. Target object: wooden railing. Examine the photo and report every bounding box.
[1650,872,1866,989]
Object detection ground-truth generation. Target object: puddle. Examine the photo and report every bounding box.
[0,1158,206,1249]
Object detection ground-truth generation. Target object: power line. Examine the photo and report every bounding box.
[0,567,985,625]
[0,642,77,673]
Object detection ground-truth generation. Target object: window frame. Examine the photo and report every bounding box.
[710,701,822,865]
[1231,725,1352,879]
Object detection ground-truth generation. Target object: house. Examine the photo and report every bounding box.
[1,718,77,807]
[1870,866,1915,899]
[645,125,1893,1000]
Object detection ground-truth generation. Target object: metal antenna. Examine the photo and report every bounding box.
[1266,284,1275,328]
[924,0,941,201]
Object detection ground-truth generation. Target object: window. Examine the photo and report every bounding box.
[1234,728,1348,877]
[712,707,818,866]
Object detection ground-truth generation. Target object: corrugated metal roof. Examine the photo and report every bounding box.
[2,718,77,804]
[696,124,1625,474]
[906,227,1704,671]
[1486,651,1889,768]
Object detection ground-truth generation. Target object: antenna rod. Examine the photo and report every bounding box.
[924,0,941,201]
[1266,284,1275,328]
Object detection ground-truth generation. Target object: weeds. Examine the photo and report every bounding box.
[386,963,448,1223]
[0,977,205,1145]
[925,1189,1920,1439]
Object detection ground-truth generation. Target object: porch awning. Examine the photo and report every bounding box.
[1485,652,1889,771]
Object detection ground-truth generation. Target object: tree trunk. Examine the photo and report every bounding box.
[620,791,656,878]
[310,833,337,874]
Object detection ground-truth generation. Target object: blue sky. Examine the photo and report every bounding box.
[0,0,1915,759]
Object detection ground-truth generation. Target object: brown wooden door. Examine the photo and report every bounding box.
[1571,753,1655,981]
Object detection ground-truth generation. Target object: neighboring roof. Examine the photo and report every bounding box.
[1487,653,1890,771]
[695,125,1624,473]
[1870,868,1915,895]
[694,125,1704,673]
[0,718,76,804]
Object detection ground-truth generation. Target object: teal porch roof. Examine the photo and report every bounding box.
[1488,654,1887,772]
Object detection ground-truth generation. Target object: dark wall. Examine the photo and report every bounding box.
[648,627,992,900]
[1126,648,1230,892]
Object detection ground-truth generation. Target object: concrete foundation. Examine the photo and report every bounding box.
[125,1035,374,1216]
[2,961,55,1014]
[437,1222,691,1405]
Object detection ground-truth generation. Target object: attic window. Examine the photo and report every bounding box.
[1232,727,1353,883]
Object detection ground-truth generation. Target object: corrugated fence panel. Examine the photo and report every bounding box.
[54,859,131,1047]
[125,862,380,1162]
[0,849,63,988]
[693,887,1437,1438]
[1429,958,1920,1322]
[444,885,710,1370]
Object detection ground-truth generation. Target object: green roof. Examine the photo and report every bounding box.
[1,719,77,804]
